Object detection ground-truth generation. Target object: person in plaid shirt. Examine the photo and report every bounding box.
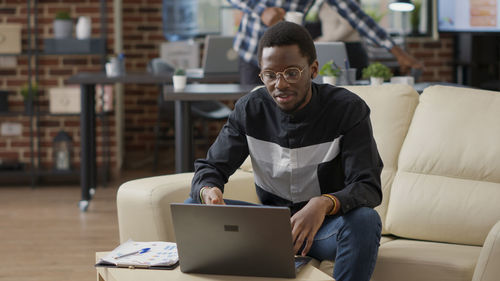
[228,0,423,85]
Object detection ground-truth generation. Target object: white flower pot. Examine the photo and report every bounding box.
[323,76,337,85]
[173,75,187,90]
[76,16,91,40]
[370,77,384,86]
[105,57,124,77]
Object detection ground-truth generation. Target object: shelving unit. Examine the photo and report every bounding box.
[0,0,109,186]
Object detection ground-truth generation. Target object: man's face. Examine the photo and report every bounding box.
[260,45,318,113]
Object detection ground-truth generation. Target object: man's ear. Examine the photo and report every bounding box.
[310,60,319,79]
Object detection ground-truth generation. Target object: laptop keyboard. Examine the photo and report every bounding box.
[294,256,312,270]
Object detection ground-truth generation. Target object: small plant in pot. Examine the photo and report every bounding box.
[172,68,187,90]
[319,60,341,85]
[362,62,393,85]
[21,82,38,114]
[54,11,73,39]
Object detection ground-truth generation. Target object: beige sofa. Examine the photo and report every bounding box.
[117,84,500,281]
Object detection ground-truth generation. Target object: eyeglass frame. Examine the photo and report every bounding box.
[258,66,306,84]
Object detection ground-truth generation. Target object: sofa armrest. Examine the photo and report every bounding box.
[472,220,500,281]
[117,170,257,243]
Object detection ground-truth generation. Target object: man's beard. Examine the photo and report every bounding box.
[281,80,311,114]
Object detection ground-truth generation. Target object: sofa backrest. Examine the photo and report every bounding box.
[385,85,500,246]
[345,85,419,233]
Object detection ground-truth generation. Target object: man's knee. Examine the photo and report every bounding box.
[344,207,382,233]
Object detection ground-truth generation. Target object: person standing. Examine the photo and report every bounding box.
[228,0,423,85]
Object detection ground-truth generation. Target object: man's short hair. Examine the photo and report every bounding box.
[258,21,317,66]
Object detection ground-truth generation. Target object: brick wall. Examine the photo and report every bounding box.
[1,1,455,181]
[407,34,455,82]
[0,1,116,177]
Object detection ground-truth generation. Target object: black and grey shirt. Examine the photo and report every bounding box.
[191,83,383,215]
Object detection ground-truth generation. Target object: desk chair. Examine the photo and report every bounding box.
[149,59,233,171]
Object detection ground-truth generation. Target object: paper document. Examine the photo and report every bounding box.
[96,239,178,269]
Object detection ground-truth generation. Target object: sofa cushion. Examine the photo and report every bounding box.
[345,85,419,233]
[239,156,253,172]
[372,239,481,281]
[386,85,500,245]
[117,170,257,243]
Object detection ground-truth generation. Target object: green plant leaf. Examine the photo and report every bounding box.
[174,68,186,76]
[319,60,341,77]
[55,11,71,20]
[21,82,38,99]
[362,62,393,80]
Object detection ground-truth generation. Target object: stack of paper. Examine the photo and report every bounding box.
[96,239,178,269]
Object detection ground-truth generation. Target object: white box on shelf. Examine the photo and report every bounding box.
[160,40,200,69]
[49,87,81,114]
[0,24,22,54]
[1,122,22,136]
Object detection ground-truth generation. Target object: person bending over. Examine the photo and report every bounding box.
[228,0,423,85]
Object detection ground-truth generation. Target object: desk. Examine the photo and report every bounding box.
[67,72,240,212]
[163,84,257,173]
[96,252,334,281]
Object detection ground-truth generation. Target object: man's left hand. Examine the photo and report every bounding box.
[290,196,332,256]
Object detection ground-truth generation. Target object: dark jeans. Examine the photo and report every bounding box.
[239,58,262,85]
[184,197,381,281]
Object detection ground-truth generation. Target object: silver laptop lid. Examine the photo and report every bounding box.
[202,35,239,74]
[170,203,296,278]
[314,41,349,83]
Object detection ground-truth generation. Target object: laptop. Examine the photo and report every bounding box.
[314,42,349,83]
[186,35,239,78]
[170,203,311,278]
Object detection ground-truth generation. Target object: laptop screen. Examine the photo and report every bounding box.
[202,35,239,74]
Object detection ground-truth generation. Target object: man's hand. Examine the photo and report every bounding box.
[261,7,286,27]
[201,186,225,205]
[290,196,333,256]
[390,45,424,75]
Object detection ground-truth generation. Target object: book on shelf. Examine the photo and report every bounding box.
[95,239,179,270]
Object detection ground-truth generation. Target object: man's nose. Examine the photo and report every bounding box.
[275,74,289,89]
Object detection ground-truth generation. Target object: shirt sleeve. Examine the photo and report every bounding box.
[227,0,268,18]
[190,100,250,203]
[331,98,383,214]
[326,0,396,50]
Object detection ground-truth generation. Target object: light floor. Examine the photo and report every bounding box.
[0,169,158,281]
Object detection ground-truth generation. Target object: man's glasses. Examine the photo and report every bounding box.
[259,66,305,84]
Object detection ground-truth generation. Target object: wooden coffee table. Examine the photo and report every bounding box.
[96,252,334,281]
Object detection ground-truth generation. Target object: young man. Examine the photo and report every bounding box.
[228,0,423,85]
[188,22,383,281]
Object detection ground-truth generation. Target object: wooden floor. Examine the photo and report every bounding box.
[0,169,159,281]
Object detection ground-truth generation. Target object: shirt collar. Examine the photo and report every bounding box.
[286,82,319,122]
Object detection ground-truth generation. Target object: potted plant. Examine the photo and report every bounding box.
[410,0,422,35]
[319,60,341,85]
[362,62,393,85]
[172,68,187,90]
[53,11,73,39]
[21,82,38,114]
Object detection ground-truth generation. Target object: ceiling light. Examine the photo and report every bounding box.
[389,0,415,12]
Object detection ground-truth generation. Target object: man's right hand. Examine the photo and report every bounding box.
[261,7,286,27]
[201,187,225,205]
